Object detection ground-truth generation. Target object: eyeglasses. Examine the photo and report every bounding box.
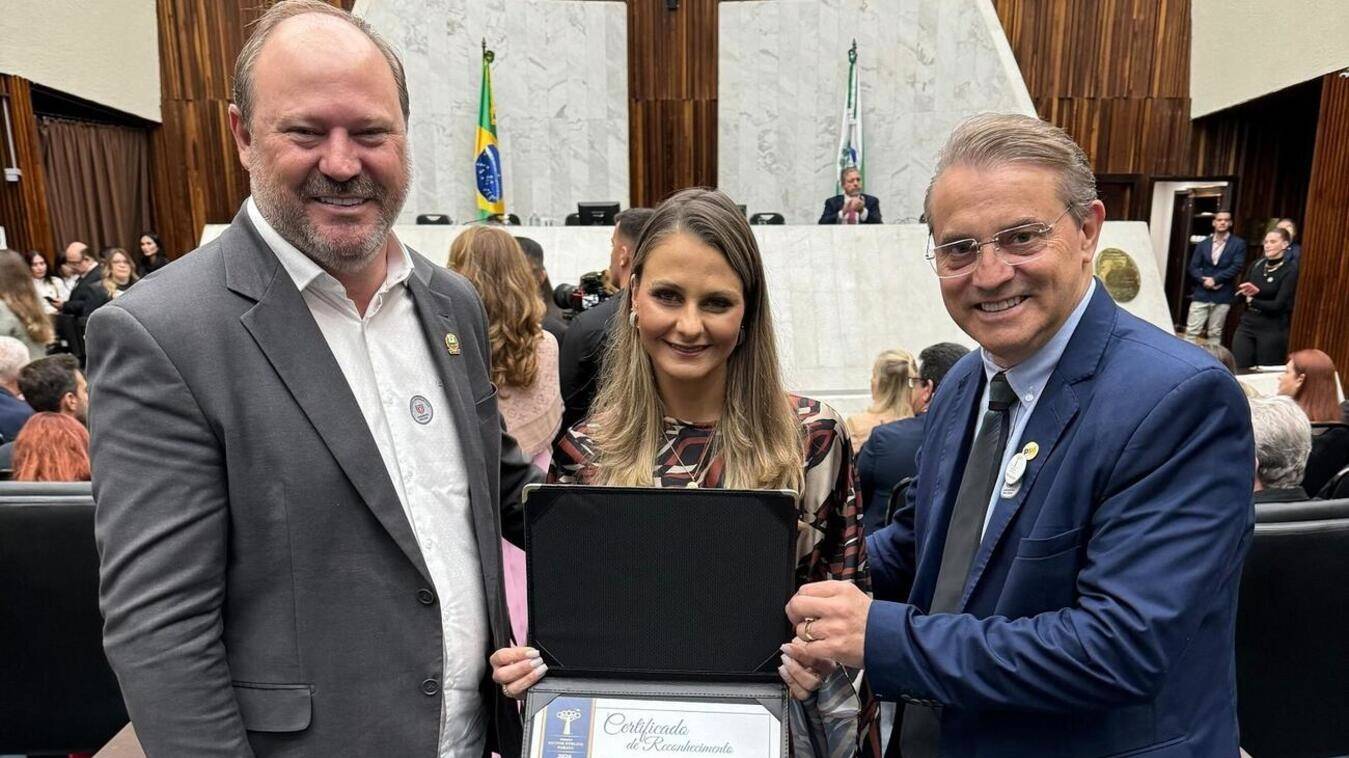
[925,206,1077,279]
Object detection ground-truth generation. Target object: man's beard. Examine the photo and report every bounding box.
[252,166,409,274]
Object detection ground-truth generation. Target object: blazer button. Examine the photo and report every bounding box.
[421,678,440,696]
[417,588,436,605]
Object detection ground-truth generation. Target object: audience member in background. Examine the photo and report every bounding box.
[1184,210,1245,346]
[0,249,55,359]
[1200,343,1260,397]
[516,235,568,343]
[819,165,882,224]
[1249,395,1312,504]
[30,250,70,315]
[846,348,918,453]
[1232,227,1297,369]
[11,411,91,482]
[856,342,968,533]
[1276,217,1301,264]
[0,354,87,470]
[61,242,109,320]
[557,206,654,438]
[59,241,87,289]
[101,248,140,299]
[492,188,877,754]
[0,336,34,442]
[450,227,562,463]
[1277,348,1349,496]
[138,232,170,275]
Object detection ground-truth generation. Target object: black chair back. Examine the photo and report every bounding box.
[415,213,452,225]
[749,212,785,225]
[1236,498,1349,757]
[884,477,913,528]
[0,482,127,753]
[564,212,581,226]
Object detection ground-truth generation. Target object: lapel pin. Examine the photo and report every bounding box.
[1023,441,1039,461]
[444,333,461,355]
[1005,453,1027,486]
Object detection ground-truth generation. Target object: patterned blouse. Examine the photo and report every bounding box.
[551,394,880,758]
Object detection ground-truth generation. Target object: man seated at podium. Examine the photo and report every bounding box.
[819,166,882,225]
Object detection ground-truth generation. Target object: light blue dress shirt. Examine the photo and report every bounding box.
[973,279,1097,538]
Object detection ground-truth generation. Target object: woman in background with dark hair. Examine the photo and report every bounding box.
[29,250,70,315]
[12,412,91,481]
[1232,227,1297,369]
[1278,348,1349,496]
[138,232,170,275]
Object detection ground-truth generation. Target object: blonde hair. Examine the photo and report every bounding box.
[589,188,804,492]
[101,248,140,299]
[448,227,545,390]
[0,249,53,345]
[869,348,917,418]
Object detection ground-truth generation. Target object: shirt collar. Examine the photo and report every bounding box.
[981,278,1096,405]
[245,196,412,298]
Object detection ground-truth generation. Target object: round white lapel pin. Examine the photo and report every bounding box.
[409,395,434,425]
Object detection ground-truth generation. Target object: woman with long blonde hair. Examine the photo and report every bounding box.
[101,247,140,299]
[0,249,54,358]
[846,348,918,452]
[489,189,877,757]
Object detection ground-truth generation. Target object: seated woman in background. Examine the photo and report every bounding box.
[1278,348,1349,496]
[489,188,877,757]
[29,250,70,315]
[845,348,918,453]
[449,226,563,647]
[138,232,170,275]
[12,412,90,481]
[101,248,140,299]
[0,249,55,359]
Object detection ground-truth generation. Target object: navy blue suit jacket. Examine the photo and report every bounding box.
[1188,235,1247,303]
[865,284,1254,756]
[856,414,925,534]
[0,388,33,444]
[818,193,882,224]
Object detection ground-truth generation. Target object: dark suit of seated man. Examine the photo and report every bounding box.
[819,165,882,224]
[785,113,1253,758]
[858,342,969,533]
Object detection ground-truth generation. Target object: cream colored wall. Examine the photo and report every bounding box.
[1191,0,1349,117]
[0,0,160,122]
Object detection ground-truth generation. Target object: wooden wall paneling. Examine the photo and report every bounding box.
[0,75,55,257]
[627,0,717,208]
[1290,73,1349,376]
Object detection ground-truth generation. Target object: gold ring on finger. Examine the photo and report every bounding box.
[802,617,818,643]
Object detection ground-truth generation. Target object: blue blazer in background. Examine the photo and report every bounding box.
[856,414,925,534]
[1188,234,1247,303]
[818,193,882,224]
[865,284,1254,757]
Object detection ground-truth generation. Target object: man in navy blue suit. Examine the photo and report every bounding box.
[819,166,882,224]
[1184,209,1246,346]
[784,114,1253,757]
[857,342,968,533]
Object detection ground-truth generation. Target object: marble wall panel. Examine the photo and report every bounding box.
[355,0,629,225]
[718,0,1035,225]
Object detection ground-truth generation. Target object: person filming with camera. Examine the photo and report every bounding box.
[557,207,654,438]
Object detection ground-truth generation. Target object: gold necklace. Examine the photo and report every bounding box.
[666,425,717,488]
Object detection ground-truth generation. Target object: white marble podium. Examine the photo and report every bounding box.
[201,222,1166,416]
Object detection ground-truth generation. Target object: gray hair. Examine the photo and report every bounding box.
[232,0,410,128]
[1249,396,1312,490]
[0,337,29,383]
[923,113,1098,226]
[840,165,861,183]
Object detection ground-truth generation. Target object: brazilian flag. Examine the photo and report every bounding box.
[475,41,504,219]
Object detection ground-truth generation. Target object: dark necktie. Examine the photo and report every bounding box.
[897,371,1017,758]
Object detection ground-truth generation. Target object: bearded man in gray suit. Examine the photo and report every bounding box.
[87,2,537,755]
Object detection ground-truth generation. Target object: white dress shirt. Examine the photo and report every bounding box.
[248,199,488,757]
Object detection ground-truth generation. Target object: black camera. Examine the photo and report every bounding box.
[552,270,614,316]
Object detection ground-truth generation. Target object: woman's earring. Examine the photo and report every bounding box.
[629,310,638,329]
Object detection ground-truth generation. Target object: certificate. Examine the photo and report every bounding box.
[527,695,783,758]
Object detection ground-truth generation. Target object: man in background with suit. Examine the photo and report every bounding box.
[856,342,968,533]
[1184,209,1246,346]
[556,206,653,437]
[89,2,535,756]
[785,113,1252,756]
[819,166,882,224]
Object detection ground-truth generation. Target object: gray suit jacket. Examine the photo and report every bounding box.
[88,208,536,757]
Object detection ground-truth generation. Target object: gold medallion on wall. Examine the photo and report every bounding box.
[1095,248,1141,302]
